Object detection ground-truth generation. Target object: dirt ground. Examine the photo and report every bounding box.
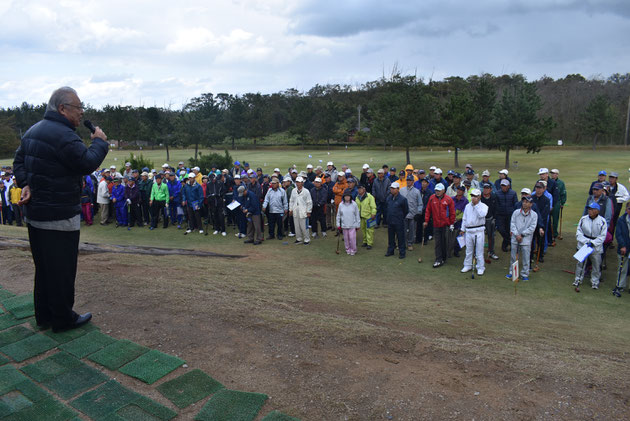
[2,248,629,421]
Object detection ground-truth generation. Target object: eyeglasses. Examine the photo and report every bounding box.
[63,103,84,111]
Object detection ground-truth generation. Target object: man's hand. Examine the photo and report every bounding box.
[18,185,31,205]
[621,247,626,256]
[460,231,465,236]
[423,222,428,228]
[449,224,455,231]
[307,212,311,217]
[371,214,376,219]
[289,211,293,216]
[112,198,116,203]
[182,201,187,207]
[91,127,107,141]
[516,234,523,243]
[150,200,153,206]
[539,228,544,236]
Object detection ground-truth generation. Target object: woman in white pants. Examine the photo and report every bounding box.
[460,189,488,276]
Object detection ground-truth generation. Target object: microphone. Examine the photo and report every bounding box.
[83,120,96,134]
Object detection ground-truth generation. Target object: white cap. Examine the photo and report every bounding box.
[296,176,304,182]
[481,170,490,176]
[314,177,322,182]
[162,163,169,168]
[178,161,185,165]
[429,166,437,171]
[434,168,443,174]
[500,179,510,186]
[283,176,291,182]
[291,169,298,174]
[125,162,131,166]
[188,173,195,178]
[521,187,532,194]
[274,168,280,172]
[377,169,384,173]
[179,170,186,175]
[499,169,509,175]
[470,188,481,196]
[362,164,369,169]
[391,182,400,188]
[194,166,201,171]
[551,169,559,174]
[247,169,255,174]
[538,167,549,175]
[110,165,117,169]
[327,161,333,166]
[337,171,345,177]
[234,174,241,179]
[306,164,313,169]
[434,183,445,191]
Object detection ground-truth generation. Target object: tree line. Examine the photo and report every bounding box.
[1,72,629,167]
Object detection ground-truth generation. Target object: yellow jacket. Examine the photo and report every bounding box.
[9,185,22,204]
[355,192,376,219]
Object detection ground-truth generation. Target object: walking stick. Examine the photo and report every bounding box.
[472,235,476,280]
[558,207,564,240]
[533,234,543,272]
[614,254,626,297]
[335,228,341,254]
[514,246,520,295]
[417,239,424,263]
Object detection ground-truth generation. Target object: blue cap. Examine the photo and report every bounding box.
[406,175,414,181]
[588,202,601,210]
[598,170,606,176]
[234,161,241,166]
[447,170,454,175]
[593,183,603,190]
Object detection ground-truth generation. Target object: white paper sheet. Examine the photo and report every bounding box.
[457,235,466,248]
[573,244,593,262]
[227,201,240,211]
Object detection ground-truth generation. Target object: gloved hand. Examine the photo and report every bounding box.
[165,203,169,209]
[337,226,343,234]
[126,199,131,205]
[587,242,593,248]
[449,224,455,231]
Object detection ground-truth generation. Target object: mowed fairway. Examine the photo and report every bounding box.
[1,146,630,419]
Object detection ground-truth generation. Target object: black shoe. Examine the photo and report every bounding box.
[52,313,92,333]
[361,243,368,247]
[502,245,508,252]
[367,245,372,250]
[253,241,261,245]
[453,251,460,258]
[399,255,405,259]
[244,240,254,244]
[277,236,283,240]
[385,252,394,257]
[268,235,275,239]
[303,242,310,245]
[294,240,302,244]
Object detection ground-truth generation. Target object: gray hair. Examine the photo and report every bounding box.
[46,86,78,112]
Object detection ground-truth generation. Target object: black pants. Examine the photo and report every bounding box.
[268,213,284,238]
[186,206,202,230]
[485,217,496,254]
[387,222,406,257]
[140,198,151,225]
[28,224,80,329]
[496,214,511,250]
[11,204,23,226]
[210,204,225,232]
[434,226,448,263]
[128,203,143,227]
[311,205,327,234]
[151,201,168,228]
[283,212,295,234]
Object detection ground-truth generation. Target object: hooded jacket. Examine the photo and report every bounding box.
[509,208,538,244]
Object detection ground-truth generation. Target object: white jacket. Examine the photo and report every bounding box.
[289,187,312,218]
[336,201,360,229]
[576,214,607,253]
[461,201,488,233]
[614,183,630,204]
[97,180,110,204]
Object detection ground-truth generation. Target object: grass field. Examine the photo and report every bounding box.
[1,146,630,418]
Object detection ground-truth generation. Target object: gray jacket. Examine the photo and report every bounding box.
[262,187,288,214]
[399,186,423,218]
[372,177,391,203]
[510,208,538,245]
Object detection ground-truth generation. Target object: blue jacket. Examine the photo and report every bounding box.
[13,110,108,221]
[429,178,449,192]
[167,179,182,202]
[182,182,203,208]
[496,188,518,217]
[531,193,550,230]
[615,212,630,254]
[112,184,126,207]
[243,190,261,215]
[385,193,408,225]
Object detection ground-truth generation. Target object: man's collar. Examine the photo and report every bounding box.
[44,110,76,131]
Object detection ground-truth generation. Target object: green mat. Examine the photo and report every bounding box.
[0,366,51,418]
[42,322,98,344]
[88,339,150,370]
[119,349,185,385]
[261,410,301,421]
[194,389,268,421]
[1,294,34,320]
[21,352,83,383]
[59,330,115,358]
[44,364,109,400]
[0,326,34,347]
[2,396,77,421]
[0,314,23,331]
[157,369,224,408]
[0,353,9,366]
[0,289,16,300]
[0,333,58,362]
[70,380,176,420]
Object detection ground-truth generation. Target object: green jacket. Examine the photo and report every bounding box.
[150,182,170,202]
[355,192,376,219]
[138,178,153,200]
[556,178,567,206]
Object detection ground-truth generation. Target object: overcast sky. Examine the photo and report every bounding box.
[1,0,628,109]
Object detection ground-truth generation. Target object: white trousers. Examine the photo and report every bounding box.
[464,230,485,272]
[294,216,310,243]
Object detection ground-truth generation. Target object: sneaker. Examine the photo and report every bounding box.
[222,232,226,236]
[312,233,317,238]
[304,242,310,245]
[592,284,598,290]
[199,230,203,234]
[477,270,484,276]
[213,230,219,235]
[177,224,182,229]
[186,229,192,234]
[572,280,580,287]
[294,240,302,244]
[407,245,414,251]
[461,266,472,273]
[361,243,368,248]
[489,253,499,260]
[288,232,296,237]
[505,273,512,280]
[432,261,441,268]
[322,232,327,237]
[366,245,372,250]
[612,287,622,297]
[428,235,433,240]
[235,233,240,237]
[521,276,529,281]
[127,227,131,231]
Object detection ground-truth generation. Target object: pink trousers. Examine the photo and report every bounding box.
[343,228,357,255]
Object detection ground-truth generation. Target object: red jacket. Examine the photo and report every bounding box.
[425,193,455,228]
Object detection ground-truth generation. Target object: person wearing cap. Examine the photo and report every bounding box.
[493,169,511,191]
[110,165,123,179]
[496,178,518,252]
[574,202,608,289]
[424,183,455,267]
[607,172,630,226]
[281,176,296,237]
[613,202,630,296]
[239,186,261,244]
[460,189,488,275]
[206,172,227,236]
[7,176,23,226]
[289,176,313,245]
[304,164,315,182]
[324,162,337,183]
[364,168,376,194]
[429,168,449,192]
[480,170,496,194]
[428,166,437,180]
[263,177,288,240]
[385,182,409,259]
[537,168,559,244]
[476,183,498,260]
[332,171,349,213]
[309,177,328,238]
[446,172,463,197]
[124,176,143,229]
[358,164,370,186]
[96,169,111,225]
[584,183,613,227]
[0,180,12,225]
[231,176,247,238]
[400,175,423,251]
[182,173,204,234]
[230,161,242,178]
[373,169,392,227]
[415,177,433,245]
[404,164,418,183]
[451,184,469,257]
[111,178,127,227]
[506,195,538,281]
[336,188,361,255]
[549,169,567,239]
[149,173,169,229]
[166,172,183,229]
[122,162,132,178]
[388,167,398,183]
[355,184,376,249]
[138,171,153,226]
[346,177,359,200]
[589,170,608,195]
[78,177,93,226]
[464,169,479,190]
[531,181,551,260]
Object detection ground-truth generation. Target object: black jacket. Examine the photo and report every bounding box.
[13,111,108,221]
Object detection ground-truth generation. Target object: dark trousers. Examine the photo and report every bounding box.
[283,212,295,234]
[11,204,23,226]
[268,213,284,238]
[210,205,225,232]
[151,201,168,228]
[1,204,13,224]
[387,222,406,257]
[128,203,143,227]
[376,201,387,226]
[434,226,448,263]
[311,205,327,234]
[186,206,202,230]
[28,224,80,329]
[485,217,496,254]
[141,198,151,225]
[496,214,511,250]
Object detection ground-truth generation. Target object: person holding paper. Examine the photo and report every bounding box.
[613,202,630,297]
[574,202,608,289]
[355,184,376,249]
[460,189,488,276]
[506,196,538,281]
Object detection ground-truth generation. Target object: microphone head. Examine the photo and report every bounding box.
[83,120,96,134]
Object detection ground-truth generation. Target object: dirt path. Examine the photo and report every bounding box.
[2,248,627,420]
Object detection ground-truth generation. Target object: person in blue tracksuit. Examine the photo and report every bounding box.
[385,182,409,259]
[167,172,183,228]
[111,178,127,227]
[182,174,204,233]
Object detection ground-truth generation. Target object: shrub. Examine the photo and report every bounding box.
[188,150,233,174]
[127,153,155,172]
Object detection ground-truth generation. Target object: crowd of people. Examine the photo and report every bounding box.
[2,159,629,295]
